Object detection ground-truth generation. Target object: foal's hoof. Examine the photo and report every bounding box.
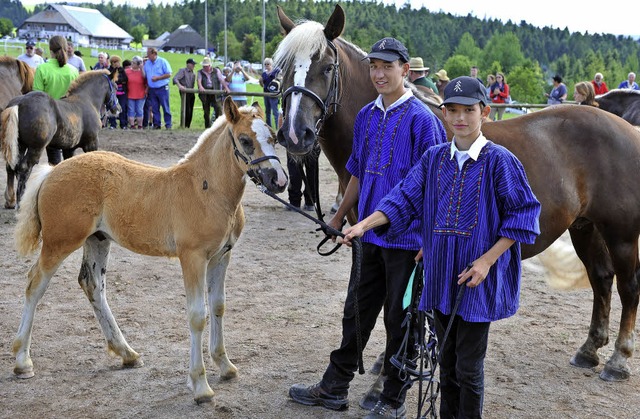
[600,365,631,382]
[194,393,215,405]
[570,352,599,369]
[122,358,144,369]
[4,201,16,210]
[14,366,35,379]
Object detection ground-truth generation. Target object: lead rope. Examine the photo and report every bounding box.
[258,185,366,374]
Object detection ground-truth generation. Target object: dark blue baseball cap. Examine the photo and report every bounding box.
[441,76,490,106]
[363,37,410,63]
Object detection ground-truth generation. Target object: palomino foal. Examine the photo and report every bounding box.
[11,97,288,404]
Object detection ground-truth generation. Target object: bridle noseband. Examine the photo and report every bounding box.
[103,74,119,111]
[281,39,341,135]
[228,127,281,185]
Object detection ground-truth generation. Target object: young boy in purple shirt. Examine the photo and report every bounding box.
[288,37,447,418]
[342,76,541,418]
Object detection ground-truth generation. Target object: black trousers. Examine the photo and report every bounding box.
[183,93,195,128]
[199,93,222,128]
[286,151,316,208]
[434,310,491,419]
[322,244,418,407]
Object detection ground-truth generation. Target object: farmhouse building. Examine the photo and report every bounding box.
[143,25,206,54]
[17,4,132,47]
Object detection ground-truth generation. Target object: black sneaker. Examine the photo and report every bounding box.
[289,382,348,411]
[364,400,406,419]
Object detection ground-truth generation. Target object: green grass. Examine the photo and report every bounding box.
[3,42,268,131]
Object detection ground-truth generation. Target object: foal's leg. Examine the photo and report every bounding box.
[4,163,16,209]
[180,252,214,404]
[13,253,66,378]
[78,234,142,368]
[15,148,41,205]
[568,225,614,369]
[599,234,639,381]
[207,252,238,379]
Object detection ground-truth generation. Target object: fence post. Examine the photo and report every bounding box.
[180,91,186,129]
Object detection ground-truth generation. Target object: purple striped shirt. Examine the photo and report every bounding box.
[376,140,541,321]
[346,94,447,250]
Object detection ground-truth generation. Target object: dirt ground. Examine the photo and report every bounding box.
[0,129,638,419]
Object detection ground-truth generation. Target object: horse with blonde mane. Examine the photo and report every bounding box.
[11,97,288,404]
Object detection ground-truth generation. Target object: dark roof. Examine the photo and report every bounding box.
[162,25,206,49]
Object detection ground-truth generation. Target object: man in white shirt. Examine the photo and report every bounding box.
[17,40,44,69]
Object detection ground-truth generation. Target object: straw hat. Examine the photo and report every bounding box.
[409,57,429,71]
[435,69,449,82]
[201,57,212,67]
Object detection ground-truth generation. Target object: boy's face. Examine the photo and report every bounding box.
[442,103,490,138]
[368,58,408,97]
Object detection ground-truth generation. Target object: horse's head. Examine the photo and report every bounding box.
[274,5,345,156]
[104,72,121,116]
[223,97,288,193]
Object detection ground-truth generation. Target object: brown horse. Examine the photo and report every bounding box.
[11,97,288,404]
[275,4,640,385]
[1,69,120,208]
[596,88,640,125]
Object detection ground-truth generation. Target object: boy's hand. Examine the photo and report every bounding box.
[458,259,490,287]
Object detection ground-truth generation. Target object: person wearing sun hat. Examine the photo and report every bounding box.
[289,36,447,419]
[197,56,229,128]
[341,76,540,418]
[434,68,450,99]
[408,56,438,95]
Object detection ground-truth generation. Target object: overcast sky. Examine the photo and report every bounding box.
[21,0,640,38]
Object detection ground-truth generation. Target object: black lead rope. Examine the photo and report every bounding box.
[258,186,366,374]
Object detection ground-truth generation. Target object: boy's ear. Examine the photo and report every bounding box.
[482,105,492,119]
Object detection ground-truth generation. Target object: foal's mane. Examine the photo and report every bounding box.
[597,88,640,99]
[0,56,34,93]
[67,69,111,94]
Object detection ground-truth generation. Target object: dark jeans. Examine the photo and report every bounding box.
[148,85,172,128]
[199,93,222,128]
[109,94,128,128]
[322,244,418,407]
[142,97,151,128]
[46,147,63,165]
[182,92,195,128]
[264,96,279,129]
[434,310,491,419]
[286,151,316,208]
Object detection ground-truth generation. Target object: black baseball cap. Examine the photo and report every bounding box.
[363,37,409,63]
[186,58,196,65]
[441,76,490,106]
[26,40,35,47]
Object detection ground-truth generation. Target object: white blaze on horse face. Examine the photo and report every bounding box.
[251,119,288,187]
[287,55,313,145]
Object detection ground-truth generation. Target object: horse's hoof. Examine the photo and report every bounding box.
[4,202,15,209]
[14,366,34,379]
[194,392,215,405]
[600,365,631,381]
[570,352,599,369]
[122,358,144,369]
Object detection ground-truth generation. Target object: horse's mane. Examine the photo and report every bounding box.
[67,69,110,95]
[0,56,34,93]
[274,21,328,70]
[597,88,640,99]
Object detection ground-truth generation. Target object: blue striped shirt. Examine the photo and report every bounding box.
[346,91,447,250]
[376,138,541,321]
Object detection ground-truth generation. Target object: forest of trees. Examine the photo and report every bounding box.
[2,0,640,102]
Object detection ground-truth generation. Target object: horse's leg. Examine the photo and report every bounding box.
[78,234,142,368]
[599,234,639,381]
[15,148,41,205]
[4,163,16,209]
[568,224,614,369]
[180,252,214,404]
[12,252,66,378]
[206,251,238,380]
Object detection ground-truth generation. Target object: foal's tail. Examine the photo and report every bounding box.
[536,238,590,290]
[14,164,52,256]
[1,106,20,169]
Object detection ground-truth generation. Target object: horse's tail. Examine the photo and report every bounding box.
[536,238,591,290]
[14,164,52,256]
[1,106,20,169]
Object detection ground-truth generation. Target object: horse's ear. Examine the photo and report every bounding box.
[277,6,295,35]
[324,4,345,41]
[224,96,241,124]
[251,101,265,118]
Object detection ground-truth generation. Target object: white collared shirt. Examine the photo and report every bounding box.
[372,89,414,115]
[449,133,488,170]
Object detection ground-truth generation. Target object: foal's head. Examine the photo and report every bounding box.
[223,97,288,193]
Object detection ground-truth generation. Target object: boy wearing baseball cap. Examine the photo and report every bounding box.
[340,76,541,418]
[289,37,447,418]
